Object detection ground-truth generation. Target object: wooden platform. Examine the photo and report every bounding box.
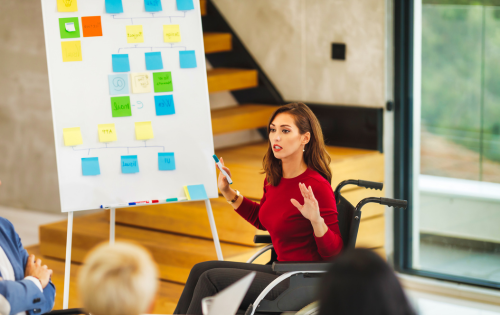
[204,32,232,54]
[211,105,279,135]
[207,68,259,93]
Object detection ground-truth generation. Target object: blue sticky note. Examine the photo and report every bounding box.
[121,155,139,174]
[82,157,100,176]
[112,54,130,72]
[145,0,162,12]
[158,152,175,171]
[176,0,194,10]
[187,184,208,200]
[145,52,163,70]
[108,74,129,95]
[106,0,124,13]
[179,50,197,68]
[154,95,175,116]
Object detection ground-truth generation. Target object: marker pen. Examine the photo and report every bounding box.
[100,203,128,209]
[213,155,233,185]
[128,201,150,206]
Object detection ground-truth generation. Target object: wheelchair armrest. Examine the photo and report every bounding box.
[254,235,272,244]
[272,261,332,273]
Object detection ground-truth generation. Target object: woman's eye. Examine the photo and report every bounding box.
[270,128,276,132]
[283,130,290,134]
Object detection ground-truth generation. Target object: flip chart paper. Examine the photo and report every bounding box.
[121,155,139,174]
[57,0,78,12]
[154,95,175,116]
[110,96,132,117]
[105,0,123,13]
[145,52,163,70]
[63,127,83,146]
[163,25,181,43]
[98,123,118,142]
[145,0,162,12]
[135,121,154,140]
[130,72,152,94]
[153,71,173,92]
[82,16,103,37]
[108,74,129,95]
[187,184,208,200]
[176,0,194,10]
[158,152,175,170]
[82,157,100,176]
[112,54,130,72]
[59,18,80,39]
[179,50,197,68]
[61,41,82,62]
[126,25,144,43]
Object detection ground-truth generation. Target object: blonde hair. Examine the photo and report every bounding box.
[78,241,158,315]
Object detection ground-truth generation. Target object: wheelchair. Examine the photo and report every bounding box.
[243,179,408,315]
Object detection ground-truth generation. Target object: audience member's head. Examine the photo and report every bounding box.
[78,241,158,315]
[318,248,415,315]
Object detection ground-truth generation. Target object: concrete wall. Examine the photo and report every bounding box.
[0,0,386,213]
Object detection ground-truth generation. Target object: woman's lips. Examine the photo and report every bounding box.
[273,144,283,152]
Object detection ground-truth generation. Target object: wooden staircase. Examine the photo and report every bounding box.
[35,0,385,312]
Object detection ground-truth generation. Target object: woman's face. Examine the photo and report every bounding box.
[269,113,309,160]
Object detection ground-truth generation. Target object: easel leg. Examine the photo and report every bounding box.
[205,199,223,260]
[63,211,73,309]
[110,208,115,244]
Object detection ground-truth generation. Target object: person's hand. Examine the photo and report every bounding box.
[216,157,233,195]
[25,255,52,289]
[291,183,322,223]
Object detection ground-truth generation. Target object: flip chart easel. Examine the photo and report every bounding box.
[62,198,224,309]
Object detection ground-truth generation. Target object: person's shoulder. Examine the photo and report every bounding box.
[0,217,15,231]
[303,169,332,191]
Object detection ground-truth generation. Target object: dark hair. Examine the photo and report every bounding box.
[318,249,416,315]
[262,102,332,186]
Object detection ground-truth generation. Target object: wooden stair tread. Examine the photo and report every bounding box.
[40,212,267,283]
[204,32,232,54]
[207,68,258,93]
[200,0,206,16]
[211,104,279,135]
[26,245,183,313]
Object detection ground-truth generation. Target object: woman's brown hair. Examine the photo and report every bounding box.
[263,102,332,186]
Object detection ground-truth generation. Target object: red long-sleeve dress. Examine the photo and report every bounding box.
[235,168,343,261]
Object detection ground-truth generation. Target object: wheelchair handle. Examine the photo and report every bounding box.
[380,197,408,209]
[334,179,383,199]
[358,180,383,191]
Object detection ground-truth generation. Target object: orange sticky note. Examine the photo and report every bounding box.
[82,16,102,37]
[57,0,78,12]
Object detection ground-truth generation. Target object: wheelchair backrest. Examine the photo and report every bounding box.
[336,194,359,250]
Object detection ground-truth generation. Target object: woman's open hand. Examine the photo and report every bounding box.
[216,157,232,195]
[291,183,322,223]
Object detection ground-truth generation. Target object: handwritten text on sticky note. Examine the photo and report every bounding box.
[98,123,117,142]
[126,25,144,43]
[163,25,181,43]
[61,41,82,62]
[57,0,78,12]
[153,71,173,93]
[121,155,139,174]
[130,72,151,94]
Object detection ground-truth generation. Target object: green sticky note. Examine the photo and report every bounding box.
[59,17,80,39]
[153,71,173,93]
[110,96,132,117]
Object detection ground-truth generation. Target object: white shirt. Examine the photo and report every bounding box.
[0,246,43,315]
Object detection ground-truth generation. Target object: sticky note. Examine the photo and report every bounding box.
[59,18,80,39]
[98,123,117,142]
[187,184,208,200]
[63,127,83,146]
[176,0,194,10]
[110,96,132,117]
[121,155,139,174]
[145,52,163,70]
[163,25,181,43]
[57,0,78,12]
[112,54,130,72]
[158,152,175,171]
[183,186,191,200]
[82,157,100,176]
[130,72,151,94]
[61,41,82,62]
[108,74,129,95]
[153,72,173,93]
[82,16,103,37]
[154,95,175,116]
[179,50,197,69]
[145,0,162,12]
[126,25,144,43]
[105,0,123,13]
[135,121,154,140]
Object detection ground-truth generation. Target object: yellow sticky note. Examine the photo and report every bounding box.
[135,121,154,140]
[126,25,144,43]
[98,123,117,143]
[184,186,191,200]
[57,0,78,12]
[63,127,83,146]
[130,72,151,94]
[61,41,82,62]
[163,25,181,43]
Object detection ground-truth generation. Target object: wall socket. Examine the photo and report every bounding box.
[331,43,346,60]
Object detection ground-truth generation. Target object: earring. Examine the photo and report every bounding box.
[303,145,305,152]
